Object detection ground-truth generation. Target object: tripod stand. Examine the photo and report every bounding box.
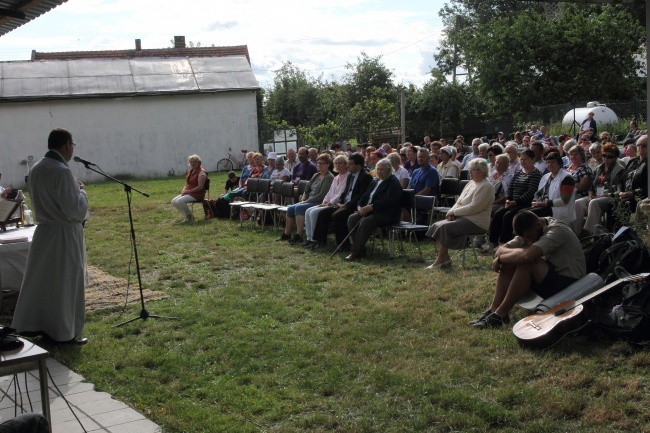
[77,162,176,326]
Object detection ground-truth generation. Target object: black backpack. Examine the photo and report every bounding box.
[595,227,650,283]
[581,233,613,274]
[592,272,650,346]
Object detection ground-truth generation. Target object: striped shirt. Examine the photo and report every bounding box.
[507,169,542,206]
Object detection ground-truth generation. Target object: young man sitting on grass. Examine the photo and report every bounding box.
[471,210,586,329]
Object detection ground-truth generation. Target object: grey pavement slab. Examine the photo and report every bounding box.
[0,357,162,432]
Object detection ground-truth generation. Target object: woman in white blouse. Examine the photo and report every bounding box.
[437,146,460,181]
[387,152,409,188]
[302,155,350,248]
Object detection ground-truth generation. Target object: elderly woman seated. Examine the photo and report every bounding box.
[387,152,409,188]
[490,153,512,214]
[504,142,521,174]
[345,158,403,261]
[438,146,460,180]
[279,153,334,244]
[566,144,593,199]
[171,154,207,223]
[301,154,349,249]
[425,158,494,268]
[528,151,576,224]
[483,149,542,252]
[573,143,625,236]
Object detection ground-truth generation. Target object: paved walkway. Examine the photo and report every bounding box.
[0,357,161,433]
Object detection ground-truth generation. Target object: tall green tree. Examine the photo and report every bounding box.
[264,62,322,127]
[435,1,645,119]
[405,70,480,139]
[344,52,396,109]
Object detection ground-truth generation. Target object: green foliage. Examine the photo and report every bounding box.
[435,1,645,119]
[344,52,396,108]
[264,62,322,127]
[348,86,399,135]
[405,73,480,138]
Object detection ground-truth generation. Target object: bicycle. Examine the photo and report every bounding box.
[216,147,248,172]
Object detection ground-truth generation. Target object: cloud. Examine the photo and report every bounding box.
[206,21,238,31]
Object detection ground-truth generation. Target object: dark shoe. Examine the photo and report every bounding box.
[18,330,44,338]
[300,240,312,248]
[469,310,492,325]
[289,234,303,244]
[345,252,361,261]
[473,312,510,329]
[277,233,291,241]
[308,241,320,250]
[53,337,88,345]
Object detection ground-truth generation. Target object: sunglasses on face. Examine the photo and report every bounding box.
[603,154,615,159]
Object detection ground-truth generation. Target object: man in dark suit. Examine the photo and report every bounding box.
[311,153,372,248]
[345,158,403,261]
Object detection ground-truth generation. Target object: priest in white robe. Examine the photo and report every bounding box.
[12,128,89,345]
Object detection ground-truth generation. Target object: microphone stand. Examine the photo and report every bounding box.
[77,162,177,327]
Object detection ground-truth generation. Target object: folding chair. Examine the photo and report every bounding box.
[230,178,259,227]
[296,180,310,200]
[432,178,461,220]
[389,191,433,259]
[247,179,279,231]
[189,177,211,220]
[275,182,297,230]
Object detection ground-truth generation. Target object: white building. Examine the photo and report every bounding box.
[0,39,260,187]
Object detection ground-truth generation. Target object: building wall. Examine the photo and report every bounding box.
[0,91,258,188]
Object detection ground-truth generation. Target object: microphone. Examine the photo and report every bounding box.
[73,156,97,166]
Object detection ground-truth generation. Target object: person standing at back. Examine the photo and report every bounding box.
[12,128,89,345]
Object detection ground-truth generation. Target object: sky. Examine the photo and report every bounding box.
[0,0,448,90]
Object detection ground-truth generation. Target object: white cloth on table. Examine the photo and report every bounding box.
[0,226,36,290]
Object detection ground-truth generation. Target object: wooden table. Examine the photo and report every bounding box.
[0,337,51,427]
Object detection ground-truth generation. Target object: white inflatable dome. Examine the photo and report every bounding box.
[562,102,619,126]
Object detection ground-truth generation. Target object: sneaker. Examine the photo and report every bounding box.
[469,309,492,325]
[277,233,291,241]
[300,240,313,248]
[470,236,484,248]
[289,234,303,244]
[473,312,510,329]
[480,242,496,255]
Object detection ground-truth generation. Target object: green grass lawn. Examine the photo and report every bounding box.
[31,174,650,432]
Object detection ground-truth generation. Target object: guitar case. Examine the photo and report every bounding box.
[533,273,605,313]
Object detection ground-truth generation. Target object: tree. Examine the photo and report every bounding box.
[264,62,322,127]
[348,87,400,138]
[405,71,480,139]
[344,52,396,109]
[435,1,646,119]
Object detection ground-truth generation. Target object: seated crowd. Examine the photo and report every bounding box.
[174,128,648,329]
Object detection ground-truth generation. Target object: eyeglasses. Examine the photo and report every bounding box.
[602,154,615,159]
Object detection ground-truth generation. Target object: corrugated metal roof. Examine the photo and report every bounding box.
[0,56,260,101]
[0,0,68,37]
